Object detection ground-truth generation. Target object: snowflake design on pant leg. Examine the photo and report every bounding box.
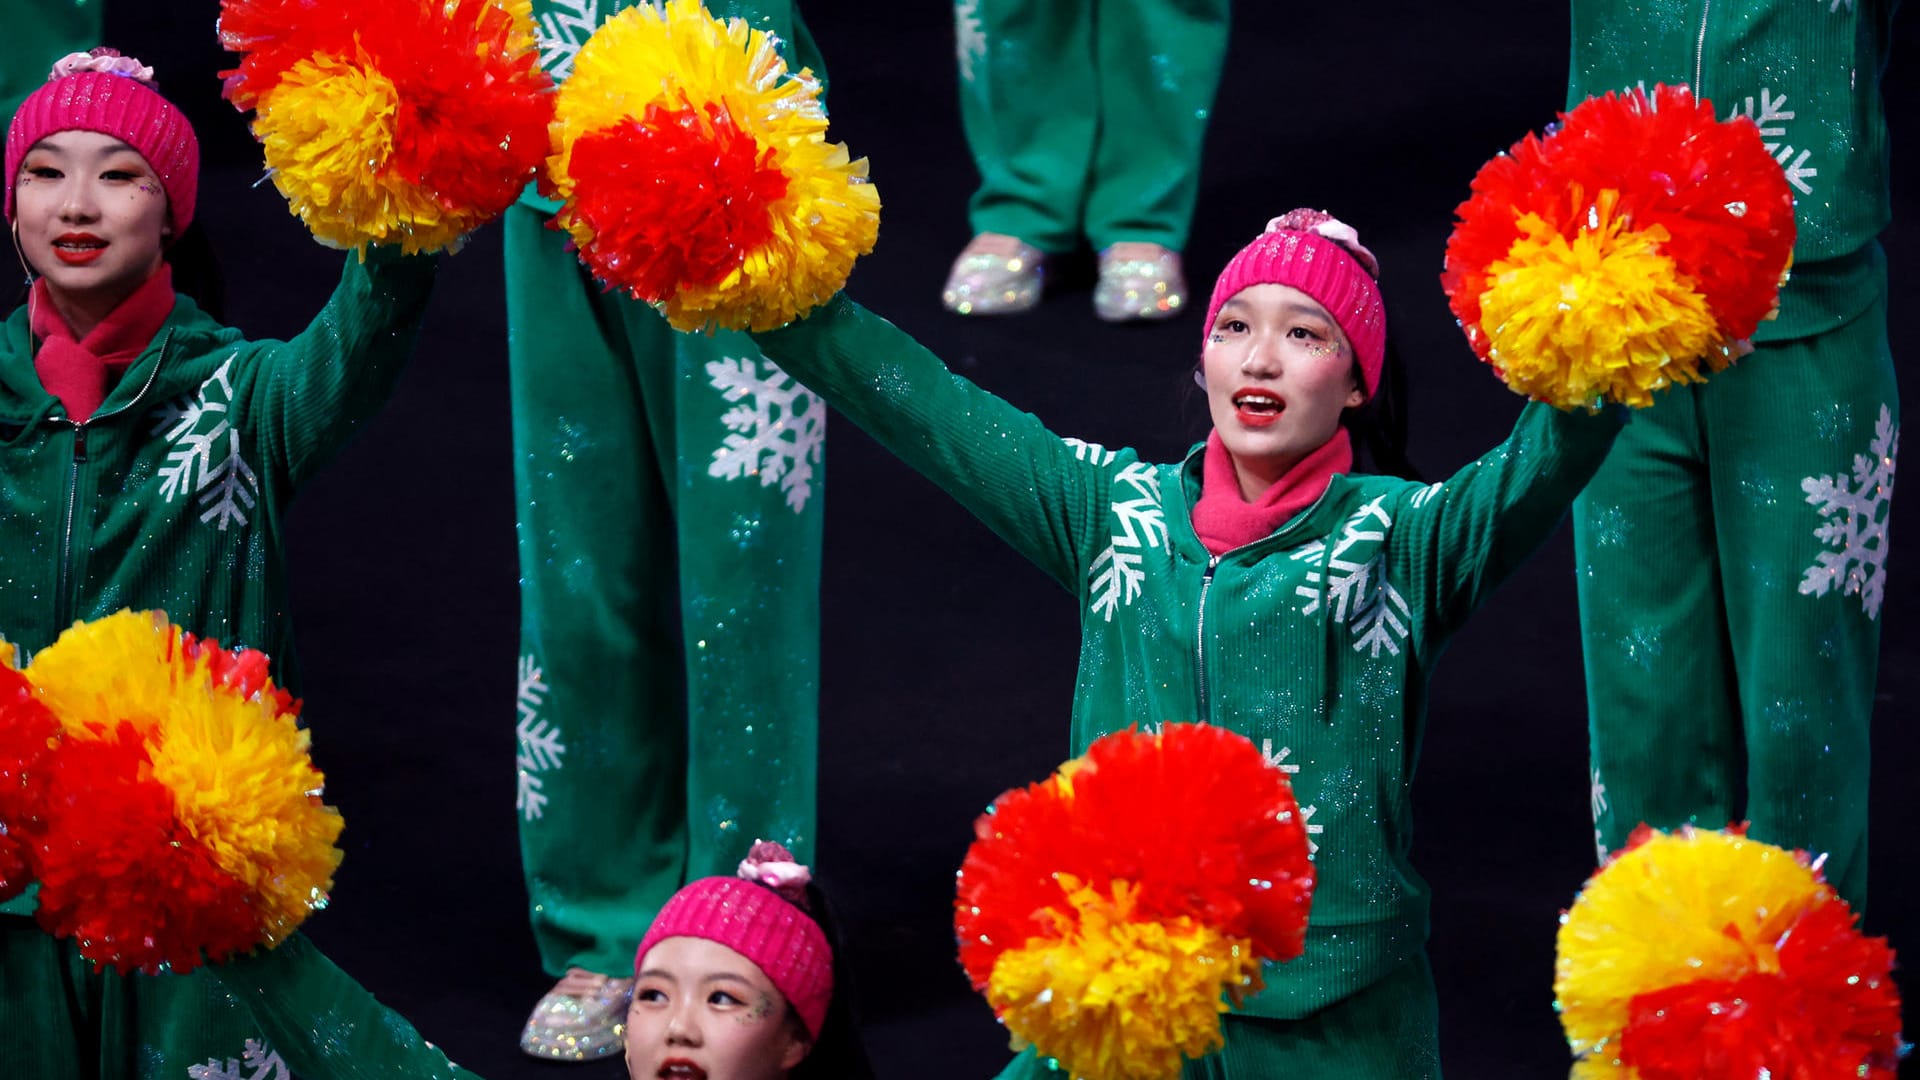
[534,0,606,81]
[151,354,260,532]
[516,653,565,822]
[706,356,826,513]
[186,1039,289,1080]
[1799,404,1897,619]
[954,0,987,82]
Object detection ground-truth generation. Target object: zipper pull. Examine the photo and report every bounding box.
[72,424,88,463]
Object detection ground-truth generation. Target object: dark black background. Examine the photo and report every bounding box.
[90,2,1920,1076]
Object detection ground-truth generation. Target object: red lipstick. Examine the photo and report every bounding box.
[52,232,106,266]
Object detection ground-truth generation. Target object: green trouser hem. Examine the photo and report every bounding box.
[1575,283,1895,910]
[504,203,823,978]
[0,918,481,1079]
[990,952,1440,1079]
[956,0,1229,252]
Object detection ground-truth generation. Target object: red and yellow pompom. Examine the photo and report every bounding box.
[546,0,880,332]
[956,724,1316,1080]
[1442,85,1795,409]
[0,612,342,974]
[219,0,552,254]
[1556,825,1903,1079]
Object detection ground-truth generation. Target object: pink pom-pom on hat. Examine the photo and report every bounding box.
[1202,209,1387,395]
[6,48,199,235]
[635,841,834,1039]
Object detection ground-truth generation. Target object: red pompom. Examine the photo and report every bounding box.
[29,724,258,974]
[1619,899,1903,1080]
[1442,84,1794,360]
[955,724,1315,989]
[565,102,792,302]
[0,666,59,902]
[178,632,301,718]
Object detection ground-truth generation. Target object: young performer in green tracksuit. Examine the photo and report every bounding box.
[509,1,827,1060]
[0,49,482,1079]
[1568,0,1899,909]
[750,210,1624,1077]
[944,0,1230,320]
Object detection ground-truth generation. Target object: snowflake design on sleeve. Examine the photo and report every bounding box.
[1799,404,1897,619]
[535,0,605,81]
[706,355,826,513]
[1293,496,1412,657]
[1728,88,1817,195]
[186,1039,290,1080]
[1088,463,1168,622]
[516,654,565,822]
[954,0,987,83]
[151,354,261,531]
[1063,436,1117,466]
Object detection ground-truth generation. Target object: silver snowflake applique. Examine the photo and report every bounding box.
[1729,88,1818,195]
[1589,766,1608,821]
[187,1039,289,1080]
[535,0,606,81]
[516,654,565,822]
[151,354,260,531]
[1294,496,1412,657]
[1826,0,1855,11]
[1063,436,1117,466]
[1261,739,1322,856]
[954,0,987,83]
[1799,404,1897,619]
[1089,463,1168,622]
[706,356,825,513]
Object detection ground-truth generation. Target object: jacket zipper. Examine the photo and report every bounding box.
[53,335,170,629]
[1194,555,1219,722]
[1693,0,1713,94]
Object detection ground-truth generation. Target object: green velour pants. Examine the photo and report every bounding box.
[0,920,482,1078]
[1576,271,1896,910]
[1,3,98,121]
[954,0,1230,253]
[504,203,823,979]
[989,953,1440,1079]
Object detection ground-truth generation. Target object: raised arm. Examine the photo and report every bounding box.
[1396,400,1624,641]
[241,248,437,490]
[754,294,1122,591]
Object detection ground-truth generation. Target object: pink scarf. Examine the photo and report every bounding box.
[1191,428,1352,556]
[31,264,176,422]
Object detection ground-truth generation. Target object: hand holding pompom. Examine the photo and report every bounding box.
[546,0,880,332]
[1442,85,1794,409]
[956,724,1315,1080]
[219,0,552,254]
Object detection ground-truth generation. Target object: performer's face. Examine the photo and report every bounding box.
[13,131,169,311]
[626,936,811,1080]
[1201,283,1364,497]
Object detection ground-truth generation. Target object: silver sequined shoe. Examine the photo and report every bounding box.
[941,232,1045,315]
[518,968,633,1062]
[1093,243,1187,322]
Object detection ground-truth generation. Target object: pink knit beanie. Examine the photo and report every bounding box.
[6,49,200,236]
[1202,209,1387,395]
[635,841,834,1039]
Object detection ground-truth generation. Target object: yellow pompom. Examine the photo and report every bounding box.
[253,54,466,254]
[148,667,344,946]
[549,0,879,331]
[1479,193,1735,410]
[1554,828,1828,1057]
[986,877,1262,1080]
[27,610,180,739]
